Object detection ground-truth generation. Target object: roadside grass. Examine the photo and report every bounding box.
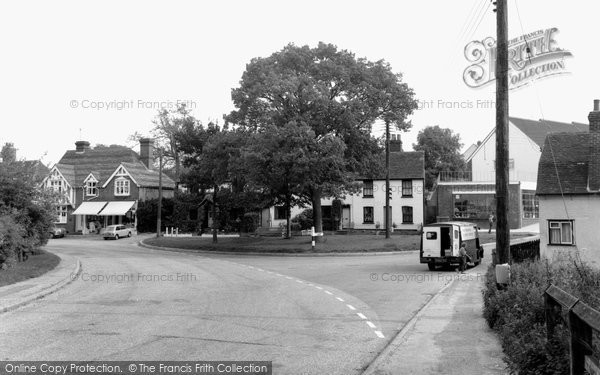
[144,231,535,253]
[0,251,61,287]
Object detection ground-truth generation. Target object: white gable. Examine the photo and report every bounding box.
[101,164,138,188]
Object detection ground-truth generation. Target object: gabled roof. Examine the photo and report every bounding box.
[121,162,175,188]
[466,117,588,163]
[537,132,590,195]
[53,144,174,189]
[462,144,478,161]
[510,117,588,148]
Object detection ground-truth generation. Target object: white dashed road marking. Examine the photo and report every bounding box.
[241,263,383,339]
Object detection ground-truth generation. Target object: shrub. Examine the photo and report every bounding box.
[482,257,600,374]
[292,209,313,230]
[0,214,27,266]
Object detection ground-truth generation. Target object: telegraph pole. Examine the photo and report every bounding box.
[156,149,163,238]
[385,121,391,239]
[495,0,510,264]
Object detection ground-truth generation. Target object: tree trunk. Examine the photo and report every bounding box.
[311,188,323,241]
[285,197,291,239]
[212,185,218,244]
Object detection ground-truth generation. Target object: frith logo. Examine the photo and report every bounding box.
[463,27,572,90]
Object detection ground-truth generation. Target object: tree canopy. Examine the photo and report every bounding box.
[226,42,418,231]
[413,125,466,191]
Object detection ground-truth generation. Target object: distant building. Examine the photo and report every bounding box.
[537,100,600,264]
[430,117,588,229]
[41,139,175,234]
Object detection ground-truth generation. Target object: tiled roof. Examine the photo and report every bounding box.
[122,162,175,188]
[389,151,425,179]
[537,132,590,195]
[360,151,424,180]
[510,117,588,148]
[55,145,174,188]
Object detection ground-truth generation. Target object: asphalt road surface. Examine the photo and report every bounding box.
[0,235,472,374]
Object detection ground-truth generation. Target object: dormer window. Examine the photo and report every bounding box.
[114,177,130,196]
[84,175,99,196]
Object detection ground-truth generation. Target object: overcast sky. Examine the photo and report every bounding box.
[1,0,598,165]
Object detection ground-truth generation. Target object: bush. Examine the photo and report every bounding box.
[482,257,600,374]
[292,209,313,230]
[0,214,27,267]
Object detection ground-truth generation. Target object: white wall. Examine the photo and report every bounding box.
[323,179,424,230]
[470,122,541,183]
[539,195,600,266]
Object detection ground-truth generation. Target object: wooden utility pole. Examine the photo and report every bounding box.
[156,149,163,238]
[385,121,391,239]
[495,0,510,264]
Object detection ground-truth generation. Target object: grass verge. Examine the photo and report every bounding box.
[0,250,61,287]
[144,232,534,253]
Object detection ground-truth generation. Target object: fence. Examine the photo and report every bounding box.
[509,238,540,263]
[545,285,600,375]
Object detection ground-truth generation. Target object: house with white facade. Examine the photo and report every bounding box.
[262,146,425,232]
[431,117,588,229]
[537,100,600,264]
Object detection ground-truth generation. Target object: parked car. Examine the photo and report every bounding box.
[49,226,66,238]
[102,225,132,240]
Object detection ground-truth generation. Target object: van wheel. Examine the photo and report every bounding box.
[115,234,119,240]
[428,263,436,271]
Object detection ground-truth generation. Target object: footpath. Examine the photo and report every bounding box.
[363,225,540,374]
[0,252,80,313]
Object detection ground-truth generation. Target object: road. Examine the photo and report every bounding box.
[0,235,475,374]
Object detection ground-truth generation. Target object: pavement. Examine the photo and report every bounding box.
[0,252,81,313]
[0,227,542,373]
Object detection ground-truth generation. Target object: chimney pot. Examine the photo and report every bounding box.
[594,99,599,112]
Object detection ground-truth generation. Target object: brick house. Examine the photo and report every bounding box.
[537,100,600,264]
[42,139,175,234]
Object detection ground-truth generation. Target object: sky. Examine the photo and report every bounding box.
[1,0,598,165]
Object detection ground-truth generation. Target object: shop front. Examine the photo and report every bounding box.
[72,200,137,234]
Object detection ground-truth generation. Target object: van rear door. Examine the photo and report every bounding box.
[422,227,441,258]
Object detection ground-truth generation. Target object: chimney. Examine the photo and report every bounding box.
[75,140,90,153]
[139,138,154,169]
[390,134,403,152]
[588,99,600,191]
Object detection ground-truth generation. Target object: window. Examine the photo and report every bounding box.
[86,180,98,196]
[522,192,539,219]
[548,220,574,245]
[55,206,67,224]
[454,195,495,219]
[363,180,374,197]
[363,207,374,223]
[114,178,130,196]
[402,180,413,197]
[274,206,286,220]
[402,206,413,223]
[426,232,437,240]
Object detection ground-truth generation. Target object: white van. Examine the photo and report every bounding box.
[420,222,484,271]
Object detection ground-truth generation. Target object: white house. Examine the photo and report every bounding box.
[537,100,600,265]
[262,149,425,231]
[432,117,587,229]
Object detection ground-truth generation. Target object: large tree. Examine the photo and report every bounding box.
[413,125,466,191]
[226,42,418,232]
[243,122,346,238]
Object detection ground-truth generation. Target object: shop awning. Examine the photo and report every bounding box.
[98,201,136,216]
[72,201,108,215]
